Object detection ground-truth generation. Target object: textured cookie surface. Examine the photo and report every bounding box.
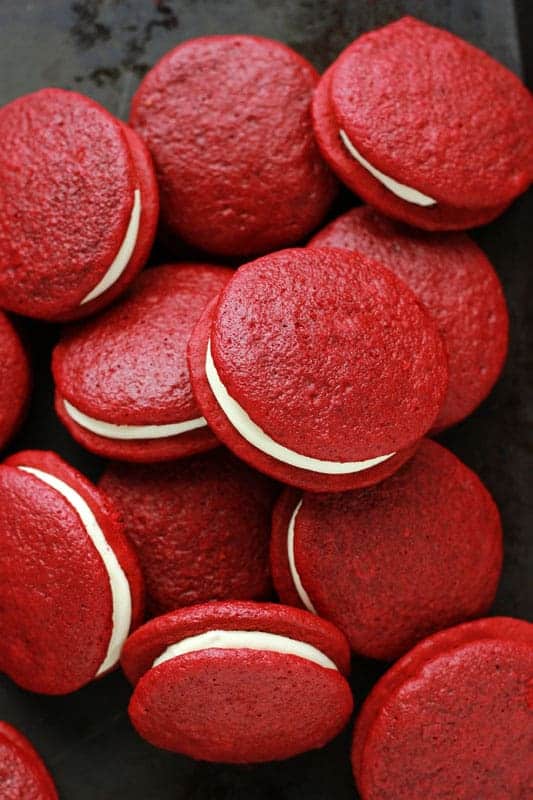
[0,89,158,320]
[54,263,232,461]
[352,618,533,800]
[122,601,353,763]
[0,313,30,450]
[309,206,508,430]
[189,247,447,490]
[312,17,533,229]
[331,18,533,208]
[271,439,503,659]
[100,449,278,614]
[0,450,142,694]
[0,721,58,800]
[130,35,336,256]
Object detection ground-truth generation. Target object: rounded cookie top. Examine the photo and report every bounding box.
[122,601,353,763]
[0,450,143,694]
[352,617,533,800]
[53,263,232,461]
[0,722,58,800]
[207,247,447,462]
[0,312,30,450]
[330,17,533,210]
[99,449,278,614]
[309,206,508,430]
[271,439,503,660]
[130,35,336,256]
[0,89,156,320]
[311,64,509,231]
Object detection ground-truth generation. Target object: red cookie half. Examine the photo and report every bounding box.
[312,18,533,229]
[53,263,232,462]
[0,722,58,799]
[0,450,143,694]
[0,312,31,450]
[271,439,503,660]
[100,449,279,615]
[309,206,509,431]
[0,89,159,321]
[352,617,533,799]
[122,601,353,763]
[130,35,336,256]
[188,247,448,491]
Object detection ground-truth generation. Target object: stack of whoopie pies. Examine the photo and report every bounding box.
[0,17,531,799]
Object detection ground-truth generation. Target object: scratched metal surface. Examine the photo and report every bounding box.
[0,2,531,798]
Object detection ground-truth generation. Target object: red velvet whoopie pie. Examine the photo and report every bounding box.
[312,17,533,230]
[188,247,448,491]
[352,617,533,800]
[0,311,30,451]
[121,601,353,763]
[0,721,58,799]
[130,35,336,256]
[0,88,158,321]
[0,450,143,694]
[100,448,279,615]
[271,439,503,660]
[309,206,509,431]
[53,263,232,462]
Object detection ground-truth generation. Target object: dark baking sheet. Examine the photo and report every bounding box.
[0,2,531,798]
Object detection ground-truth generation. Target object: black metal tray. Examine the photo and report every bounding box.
[0,2,531,798]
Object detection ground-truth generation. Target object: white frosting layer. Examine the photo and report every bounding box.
[205,339,395,475]
[18,466,132,675]
[287,499,316,614]
[80,188,142,305]
[152,629,337,671]
[63,399,207,441]
[339,130,437,207]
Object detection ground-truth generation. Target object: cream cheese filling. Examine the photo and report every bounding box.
[152,629,337,671]
[18,465,132,675]
[287,499,317,614]
[205,339,395,475]
[339,130,437,207]
[63,399,207,441]
[80,188,142,305]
